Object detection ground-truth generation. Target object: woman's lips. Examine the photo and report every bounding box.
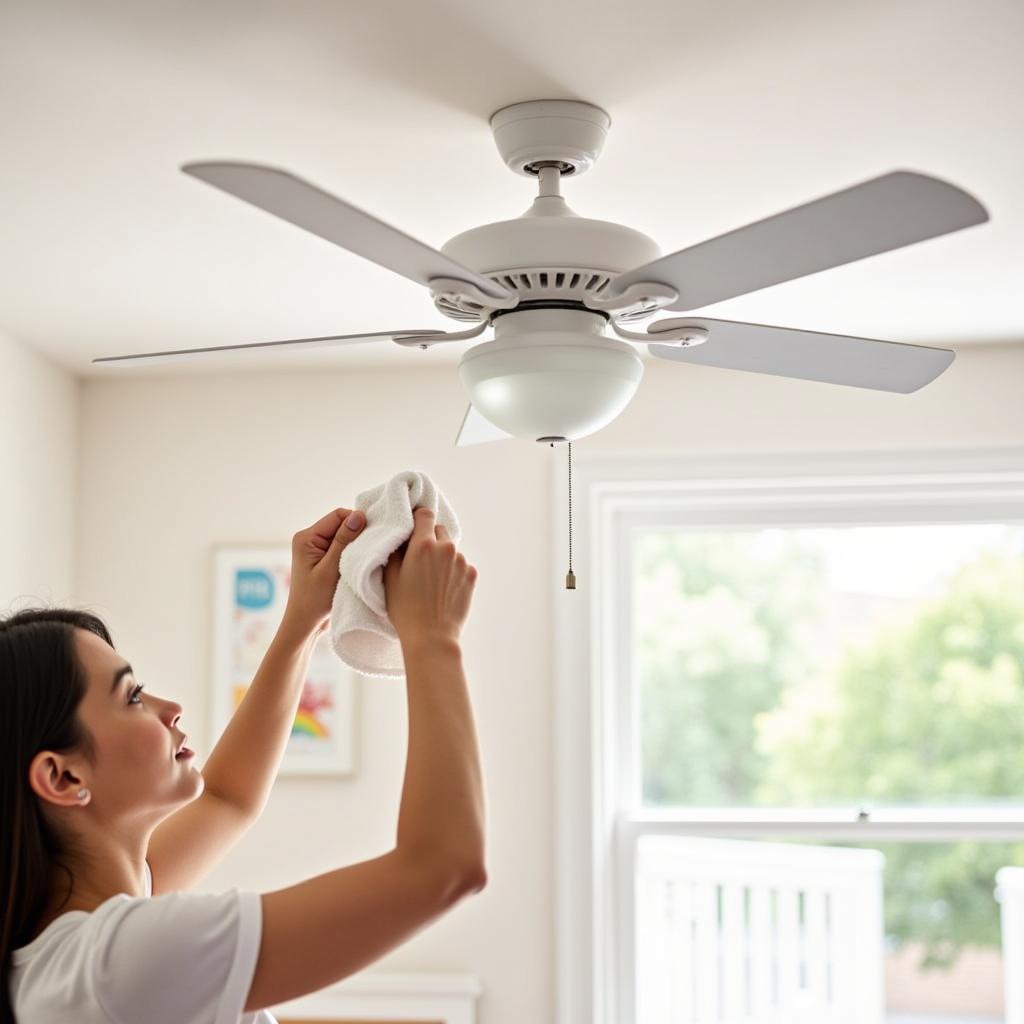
[175,747,195,759]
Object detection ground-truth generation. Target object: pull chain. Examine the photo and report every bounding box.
[565,440,576,589]
[548,438,577,589]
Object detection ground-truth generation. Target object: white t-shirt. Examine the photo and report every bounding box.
[9,860,278,1024]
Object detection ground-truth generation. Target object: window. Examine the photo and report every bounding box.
[554,447,1024,1024]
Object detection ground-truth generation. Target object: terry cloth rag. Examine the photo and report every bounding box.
[329,470,461,678]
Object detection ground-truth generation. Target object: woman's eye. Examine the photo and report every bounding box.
[129,684,145,705]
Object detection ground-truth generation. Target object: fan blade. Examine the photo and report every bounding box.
[605,171,988,311]
[646,317,954,393]
[92,329,442,365]
[455,403,513,446]
[182,161,514,302]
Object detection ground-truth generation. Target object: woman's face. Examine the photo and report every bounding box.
[30,628,204,819]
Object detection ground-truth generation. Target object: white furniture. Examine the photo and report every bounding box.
[996,866,1024,1024]
[635,836,886,1024]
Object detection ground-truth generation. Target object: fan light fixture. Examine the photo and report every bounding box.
[457,308,643,442]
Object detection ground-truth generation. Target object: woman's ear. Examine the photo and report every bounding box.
[27,750,88,808]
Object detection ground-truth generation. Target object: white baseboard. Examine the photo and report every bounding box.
[270,971,482,1023]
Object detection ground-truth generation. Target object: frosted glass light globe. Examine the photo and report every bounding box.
[457,309,643,442]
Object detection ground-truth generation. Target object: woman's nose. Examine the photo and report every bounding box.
[161,698,183,725]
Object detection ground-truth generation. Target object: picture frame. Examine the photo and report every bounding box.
[210,545,358,778]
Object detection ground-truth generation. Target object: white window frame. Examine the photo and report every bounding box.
[552,445,1024,1024]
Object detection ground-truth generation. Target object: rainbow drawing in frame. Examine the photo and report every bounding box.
[210,545,358,778]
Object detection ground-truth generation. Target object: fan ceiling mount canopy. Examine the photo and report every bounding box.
[93,98,990,448]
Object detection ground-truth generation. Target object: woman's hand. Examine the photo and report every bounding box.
[282,507,365,638]
[383,506,478,648]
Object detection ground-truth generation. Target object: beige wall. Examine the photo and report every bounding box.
[74,364,554,1024]
[5,338,1024,1023]
[0,328,78,613]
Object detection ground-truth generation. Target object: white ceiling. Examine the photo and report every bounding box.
[2,0,1022,379]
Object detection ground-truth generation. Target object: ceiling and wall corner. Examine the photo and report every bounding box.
[0,329,78,609]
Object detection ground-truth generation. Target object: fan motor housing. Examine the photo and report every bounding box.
[437,202,662,322]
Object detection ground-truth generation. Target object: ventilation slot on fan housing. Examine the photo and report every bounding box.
[432,266,654,322]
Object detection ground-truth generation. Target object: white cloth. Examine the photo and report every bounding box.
[329,469,461,678]
[10,860,277,1024]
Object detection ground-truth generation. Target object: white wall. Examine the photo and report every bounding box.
[0,328,78,612]
[6,340,1024,1024]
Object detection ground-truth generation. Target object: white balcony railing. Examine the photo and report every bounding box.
[996,866,1024,1024]
[636,835,886,1024]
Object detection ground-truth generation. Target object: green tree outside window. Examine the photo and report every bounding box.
[637,529,1024,967]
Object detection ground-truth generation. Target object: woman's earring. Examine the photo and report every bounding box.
[77,788,89,801]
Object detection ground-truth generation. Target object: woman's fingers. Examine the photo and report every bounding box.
[410,506,434,544]
[303,507,352,543]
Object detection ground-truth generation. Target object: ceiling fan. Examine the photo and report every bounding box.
[93,99,989,448]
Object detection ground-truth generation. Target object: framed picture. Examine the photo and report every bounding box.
[210,545,358,778]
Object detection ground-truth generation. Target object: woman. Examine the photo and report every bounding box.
[1,505,486,1023]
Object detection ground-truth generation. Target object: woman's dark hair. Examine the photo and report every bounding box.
[0,605,114,1024]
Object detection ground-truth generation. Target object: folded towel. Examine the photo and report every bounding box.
[329,470,461,678]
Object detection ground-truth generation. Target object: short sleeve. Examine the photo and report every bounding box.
[91,888,263,1024]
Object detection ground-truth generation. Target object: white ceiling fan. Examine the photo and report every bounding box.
[92,99,989,448]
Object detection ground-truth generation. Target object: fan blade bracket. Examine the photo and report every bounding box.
[647,318,712,345]
[610,318,709,347]
[583,281,679,319]
[428,276,519,316]
[392,321,490,349]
